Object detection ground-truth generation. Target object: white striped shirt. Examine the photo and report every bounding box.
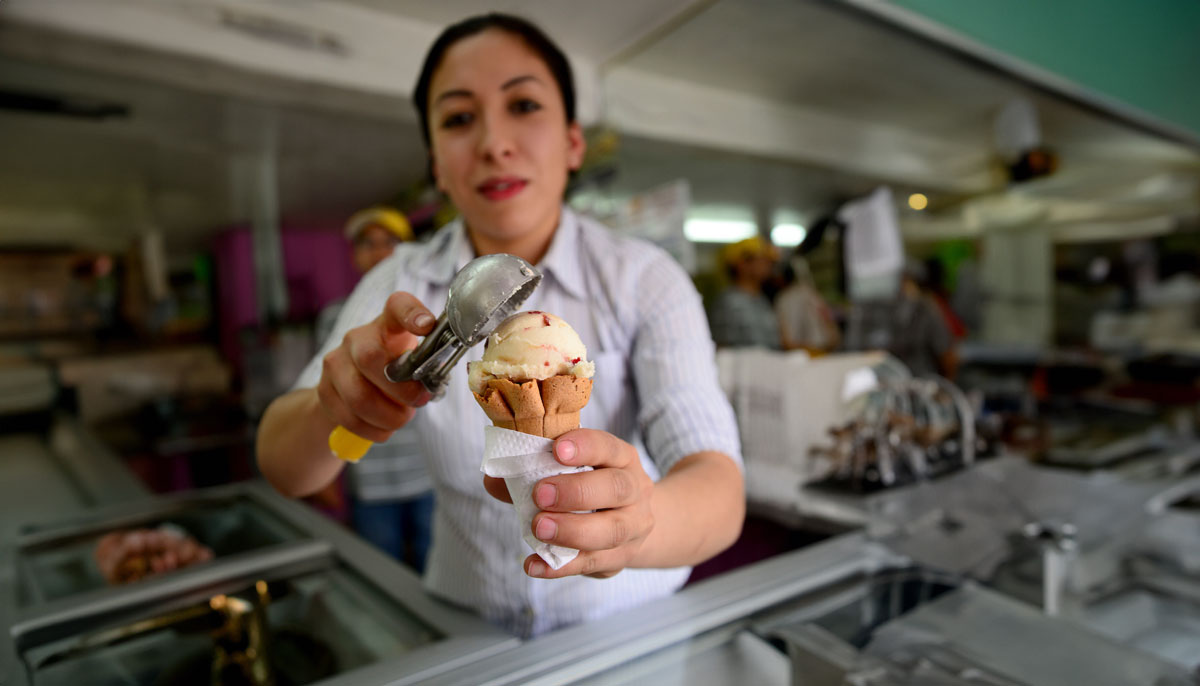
[293,207,743,638]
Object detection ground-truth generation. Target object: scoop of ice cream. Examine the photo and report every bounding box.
[468,311,595,394]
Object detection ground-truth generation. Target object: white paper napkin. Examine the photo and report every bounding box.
[481,425,592,570]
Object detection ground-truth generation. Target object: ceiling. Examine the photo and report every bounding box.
[0,55,428,257]
[0,0,1196,259]
[337,0,701,66]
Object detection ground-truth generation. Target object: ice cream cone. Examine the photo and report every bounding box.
[473,375,592,439]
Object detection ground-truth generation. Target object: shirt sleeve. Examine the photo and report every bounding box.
[632,251,744,475]
[291,255,399,391]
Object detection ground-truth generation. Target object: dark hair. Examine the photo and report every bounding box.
[411,13,577,149]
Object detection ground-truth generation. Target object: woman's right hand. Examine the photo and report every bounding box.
[316,292,438,443]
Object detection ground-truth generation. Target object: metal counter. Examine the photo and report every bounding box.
[7,415,1200,685]
[0,417,149,542]
[0,424,517,686]
[419,531,1194,686]
[419,534,895,686]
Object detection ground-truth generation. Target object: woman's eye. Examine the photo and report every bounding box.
[511,99,541,114]
[441,112,473,129]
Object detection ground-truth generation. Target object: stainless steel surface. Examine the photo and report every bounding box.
[568,627,789,686]
[0,434,88,542]
[421,523,1197,686]
[1018,520,1077,616]
[778,624,875,686]
[9,399,1200,683]
[12,538,331,651]
[420,534,894,686]
[384,254,541,397]
[1080,584,1200,670]
[2,480,518,686]
[864,584,1194,686]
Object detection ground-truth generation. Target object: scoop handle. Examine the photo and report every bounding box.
[329,425,372,462]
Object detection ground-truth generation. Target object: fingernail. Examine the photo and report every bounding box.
[414,313,435,329]
[555,440,576,463]
[527,560,547,577]
[535,517,556,542]
[534,483,556,509]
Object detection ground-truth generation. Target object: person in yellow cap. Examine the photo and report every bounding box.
[345,206,415,275]
[315,207,413,343]
[316,206,435,573]
[708,235,783,349]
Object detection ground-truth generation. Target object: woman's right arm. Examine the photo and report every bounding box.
[256,387,344,498]
[256,292,437,498]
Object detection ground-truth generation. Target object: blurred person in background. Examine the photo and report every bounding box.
[317,206,435,572]
[922,257,967,341]
[315,207,416,344]
[774,254,839,354]
[709,236,782,349]
[845,259,956,379]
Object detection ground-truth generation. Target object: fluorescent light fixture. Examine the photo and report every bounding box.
[684,219,757,243]
[771,223,807,247]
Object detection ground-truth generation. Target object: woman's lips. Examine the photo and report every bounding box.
[477,178,528,201]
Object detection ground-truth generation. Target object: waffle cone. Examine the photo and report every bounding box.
[473,375,592,439]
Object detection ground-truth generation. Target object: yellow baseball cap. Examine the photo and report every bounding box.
[344,206,413,242]
[720,235,779,267]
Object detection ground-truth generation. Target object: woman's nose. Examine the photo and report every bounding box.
[477,113,515,160]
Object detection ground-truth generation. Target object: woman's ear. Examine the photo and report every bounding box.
[566,121,586,171]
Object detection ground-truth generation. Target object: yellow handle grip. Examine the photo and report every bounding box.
[329,425,372,462]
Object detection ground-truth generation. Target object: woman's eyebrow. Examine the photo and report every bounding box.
[501,75,542,90]
[433,75,541,106]
[434,88,473,106]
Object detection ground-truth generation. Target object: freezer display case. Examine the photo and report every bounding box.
[420,532,1193,686]
[2,482,517,686]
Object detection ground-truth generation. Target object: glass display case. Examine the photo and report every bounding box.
[2,482,517,686]
[16,492,304,606]
[22,565,438,686]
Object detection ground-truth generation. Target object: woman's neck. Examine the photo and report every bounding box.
[464,208,561,265]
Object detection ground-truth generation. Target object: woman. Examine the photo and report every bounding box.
[256,13,744,638]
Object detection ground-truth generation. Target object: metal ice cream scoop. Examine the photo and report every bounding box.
[330,253,541,461]
[384,253,542,396]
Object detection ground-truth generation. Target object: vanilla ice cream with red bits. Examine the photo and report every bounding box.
[468,311,595,394]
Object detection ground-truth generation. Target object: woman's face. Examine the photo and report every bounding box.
[427,29,585,256]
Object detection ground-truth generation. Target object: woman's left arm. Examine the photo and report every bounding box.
[633,449,744,568]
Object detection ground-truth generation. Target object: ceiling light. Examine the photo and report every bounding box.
[684,219,758,243]
[771,223,807,247]
[908,193,929,211]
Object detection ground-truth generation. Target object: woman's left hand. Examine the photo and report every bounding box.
[482,428,655,579]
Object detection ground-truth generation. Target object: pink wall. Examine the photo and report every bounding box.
[214,225,359,370]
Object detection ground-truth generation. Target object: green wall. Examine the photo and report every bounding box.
[891,0,1200,139]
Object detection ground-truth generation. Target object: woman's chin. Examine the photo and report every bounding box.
[466,204,556,244]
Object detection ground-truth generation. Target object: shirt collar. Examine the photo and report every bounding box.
[537,207,587,299]
[415,207,587,300]
[415,217,473,286]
